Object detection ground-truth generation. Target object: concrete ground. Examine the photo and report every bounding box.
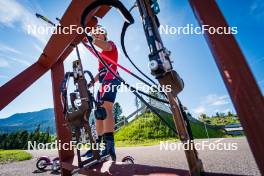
[0,137,260,176]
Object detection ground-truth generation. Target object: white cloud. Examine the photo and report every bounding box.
[33,43,43,53]
[8,57,31,66]
[0,44,31,66]
[213,109,220,113]
[193,106,206,114]
[0,0,49,43]
[0,58,9,67]
[192,94,231,116]
[223,108,231,114]
[0,56,30,67]
[0,43,21,55]
[205,94,230,106]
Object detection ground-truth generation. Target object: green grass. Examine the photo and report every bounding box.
[115,113,177,141]
[158,111,227,139]
[204,116,240,126]
[115,112,227,147]
[190,122,227,139]
[0,150,32,164]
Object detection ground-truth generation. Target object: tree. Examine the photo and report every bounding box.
[19,131,29,149]
[113,102,123,124]
[227,111,233,117]
[44,127,51,143]
[199,113,207,121]
[219,112,225,118]
[0,134,7,149]
[33,124,41,143]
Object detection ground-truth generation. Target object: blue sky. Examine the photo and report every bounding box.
[0,0,263,119]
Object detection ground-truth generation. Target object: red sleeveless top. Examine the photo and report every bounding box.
[99,41,118,80]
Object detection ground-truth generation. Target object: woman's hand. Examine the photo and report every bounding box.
[93,37,112,51]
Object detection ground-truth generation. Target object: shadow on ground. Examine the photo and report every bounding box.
[73,161,249,176]
[32,169,60,175]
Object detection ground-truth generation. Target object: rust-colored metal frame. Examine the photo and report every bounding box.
[188,0,264,175]
[0,0,263,175]
[0,1,110,175]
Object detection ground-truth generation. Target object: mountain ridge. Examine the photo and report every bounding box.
[0,108,56,134]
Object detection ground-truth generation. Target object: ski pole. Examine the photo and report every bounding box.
[82,41,161,90]
[35,13,56,26]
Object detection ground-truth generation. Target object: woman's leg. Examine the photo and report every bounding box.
[102,101,115,133]
[99,79,120,161]
[96,119,104,136]
[101,101,116,161]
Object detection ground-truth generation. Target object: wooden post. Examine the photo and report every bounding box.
[51,60,74,176]
[189,0,264,174]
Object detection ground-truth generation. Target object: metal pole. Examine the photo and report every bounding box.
[136,0,204,175]
[189,0,264,174]
[203,121,209,139]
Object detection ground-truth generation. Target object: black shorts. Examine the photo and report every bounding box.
[97,78,121,103]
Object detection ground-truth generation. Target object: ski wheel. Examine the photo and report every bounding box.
[36,158,48,170]
[121,156,134,164]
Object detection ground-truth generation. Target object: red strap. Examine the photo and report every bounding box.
[82,41,131,74]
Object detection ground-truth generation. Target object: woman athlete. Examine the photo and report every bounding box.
[82,25,120,161]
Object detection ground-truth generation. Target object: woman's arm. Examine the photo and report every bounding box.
[93,38,112,51]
